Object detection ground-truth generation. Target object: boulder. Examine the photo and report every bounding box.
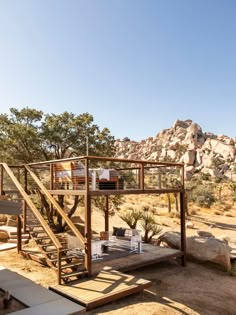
[158,231,231,271]
[0,230,9,241]
[196,230,214,238]
[182,150,196,165]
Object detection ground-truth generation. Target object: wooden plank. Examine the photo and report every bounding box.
[50,269,151,310]
[0,200,22,215]
[91,247,183,275]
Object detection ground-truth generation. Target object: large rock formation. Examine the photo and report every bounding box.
[115,119,236,181]
[158,231,231,271]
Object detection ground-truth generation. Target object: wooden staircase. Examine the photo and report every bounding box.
[0,163,88,284]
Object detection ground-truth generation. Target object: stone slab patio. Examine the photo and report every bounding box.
[0,266,85,315]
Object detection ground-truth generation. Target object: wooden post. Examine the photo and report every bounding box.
[17,215,22,253]
[0,164,3,195]
[140,163,144,190]
[50,164,54,214]
[180,191,186,266]
[105,195,109,233]
[57,248,62,285]
[23,167,27,232]
[85,159,92,276]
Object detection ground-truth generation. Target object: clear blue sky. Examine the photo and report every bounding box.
[0,0,236,141]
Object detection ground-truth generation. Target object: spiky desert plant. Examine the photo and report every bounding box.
[119,209,143,229]
[140,212,162,243]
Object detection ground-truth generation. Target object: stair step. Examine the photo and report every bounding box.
[60,270,88,279]
[48,254,82,263]
[36,236,67,242]
[35,236,54,241]
[56,262,83,270]
[40,244,56,249]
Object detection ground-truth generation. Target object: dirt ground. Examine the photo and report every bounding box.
[0,202,236,315]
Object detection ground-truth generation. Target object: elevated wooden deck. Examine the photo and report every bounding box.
[92,245,183,275]
[50,269,151,310]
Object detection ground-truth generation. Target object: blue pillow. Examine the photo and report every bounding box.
[116,228,126,237]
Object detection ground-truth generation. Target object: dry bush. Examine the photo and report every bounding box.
[169,212,180,219]
[189,208,197,215]
[224,212,234,217]
[213,210,223,215]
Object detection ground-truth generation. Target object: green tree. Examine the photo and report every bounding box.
[0,108,44,163]
[93,195,124,217]
[0,107,115,233]
[0,107,115,163]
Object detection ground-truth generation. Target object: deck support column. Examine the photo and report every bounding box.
[85,158,92,276]
[57,249,62,285]
[105,195,109,233]
[17,215,22,253]
[50,164,54,214]
[23,167,27,232]
[180,191,186,266]
[0,165,3,195]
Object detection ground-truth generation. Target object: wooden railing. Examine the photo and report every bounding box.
[25,165,85,248]
[0,163,62,250]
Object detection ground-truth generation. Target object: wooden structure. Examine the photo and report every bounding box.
[50,269,151,310]
[0,156,186,285]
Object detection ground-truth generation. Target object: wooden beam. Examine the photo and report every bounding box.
[85,158,92,275]
[105,195,109,232]
[23,167,27,232]
[0,165,3,195]
[180,191,186,266]
[89,188,184,196]
[47,190,86,196]
[50,164,54,215]
[17,215,22,253]
[27,155,184,168]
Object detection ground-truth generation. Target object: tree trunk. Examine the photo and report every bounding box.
[167,193,172,213]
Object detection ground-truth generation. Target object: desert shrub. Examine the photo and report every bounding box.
[140,212,162,243]
[189,184,215,208]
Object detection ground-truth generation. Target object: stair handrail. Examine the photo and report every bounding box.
[1,163,62,250]
[25,165,85,248]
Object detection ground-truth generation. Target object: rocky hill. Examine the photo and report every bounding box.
[114,119,236,181]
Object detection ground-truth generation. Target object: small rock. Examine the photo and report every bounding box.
[186,221,194,229]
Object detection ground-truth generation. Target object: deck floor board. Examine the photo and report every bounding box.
[50,269,151,310]
[50,246,183,310]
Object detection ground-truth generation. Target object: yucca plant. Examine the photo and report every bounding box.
[140,212,162,243]
[119,209,143,229]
